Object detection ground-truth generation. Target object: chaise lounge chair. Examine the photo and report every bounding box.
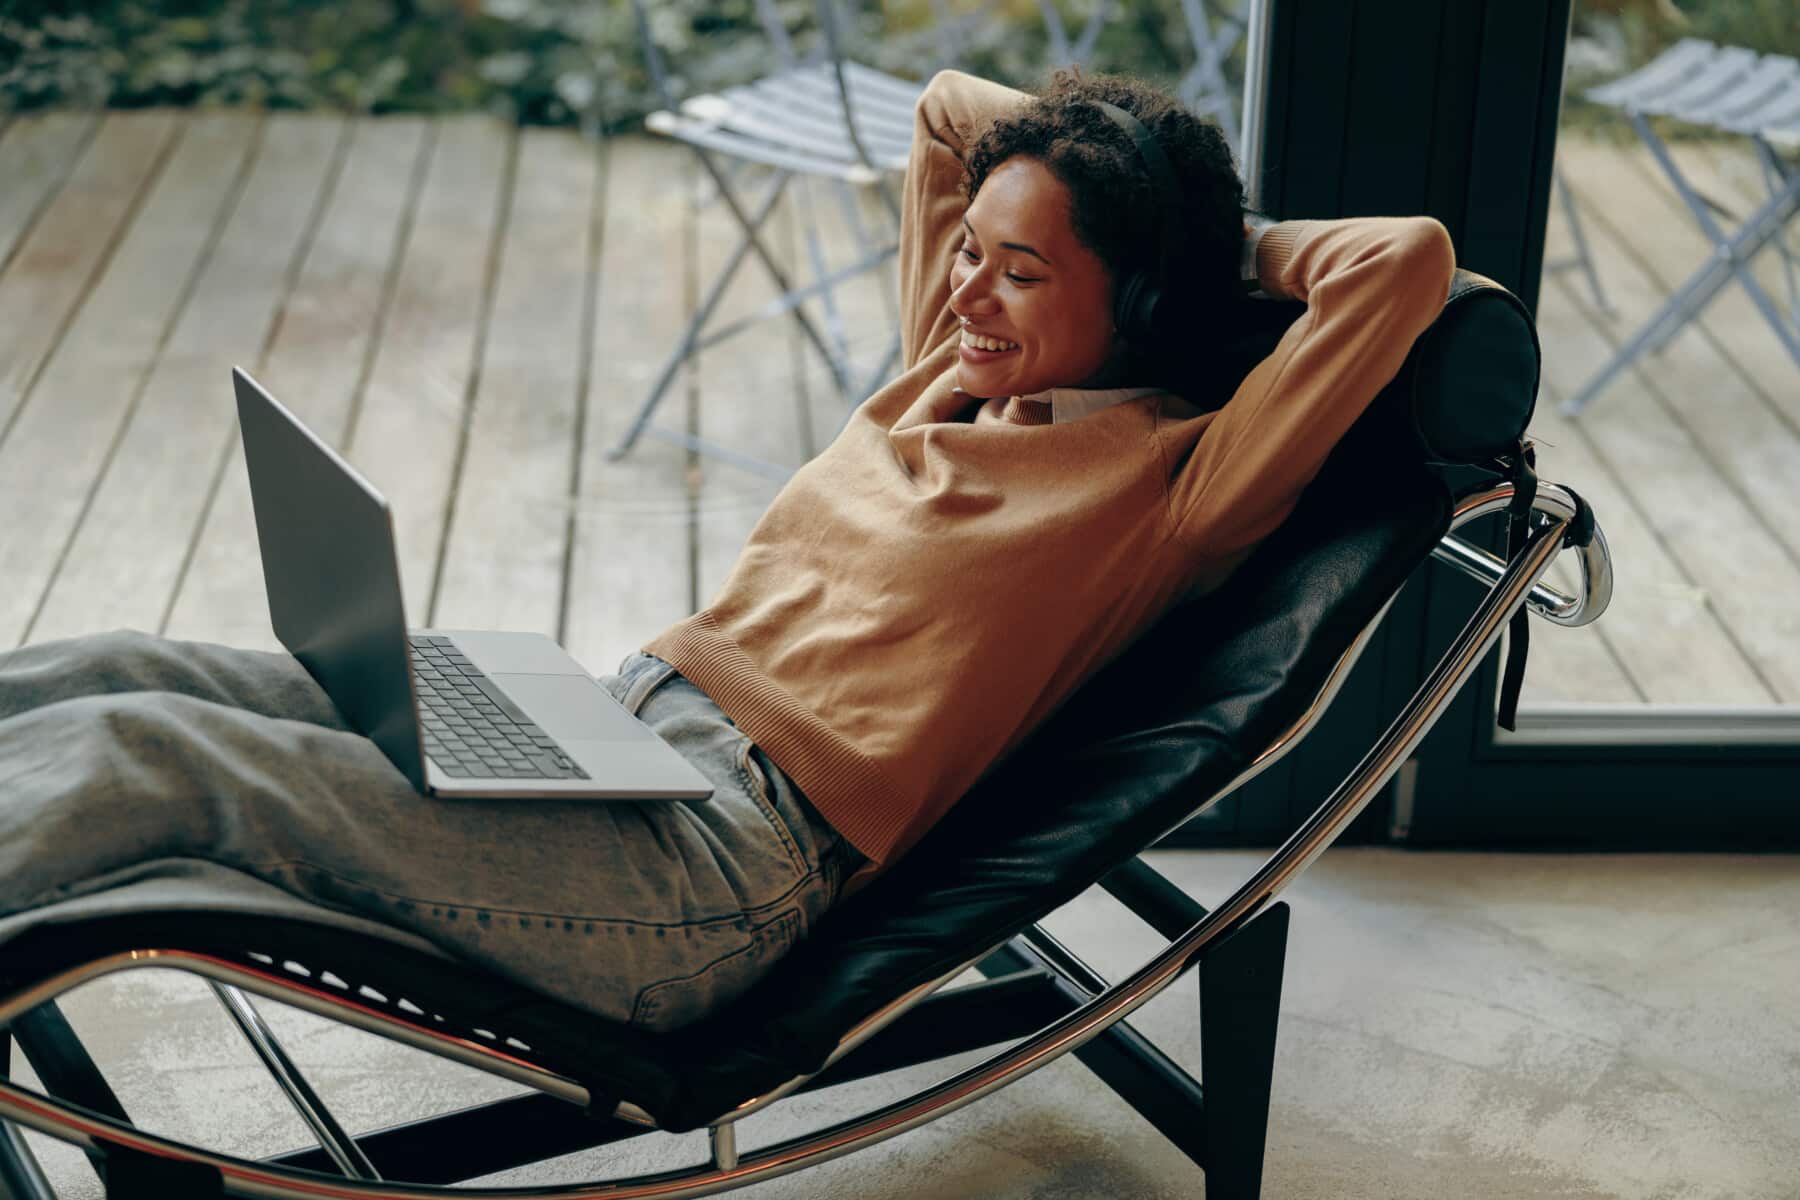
[0,268,1610,1200]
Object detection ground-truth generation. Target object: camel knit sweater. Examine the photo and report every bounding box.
[645,70,1455,873]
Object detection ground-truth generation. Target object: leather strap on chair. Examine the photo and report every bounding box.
[1494,439,1537,733]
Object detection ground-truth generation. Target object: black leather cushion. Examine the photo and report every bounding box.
[2,270,1534,1131]
[1219,269,1537,464]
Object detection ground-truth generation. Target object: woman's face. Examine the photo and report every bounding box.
[949,156,1121,399]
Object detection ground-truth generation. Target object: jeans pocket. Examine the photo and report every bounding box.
[615,654,680,718]
[734,735,809,879]
[628,907,804,1031]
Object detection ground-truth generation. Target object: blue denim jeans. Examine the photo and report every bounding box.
[0,632,860,1031]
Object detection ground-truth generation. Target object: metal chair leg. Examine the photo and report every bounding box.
[1178,0,1247,154]
[0,1034,55,1200]
[1197,902,1289,1200]
[208,983,380,1182]
[1752,136,1800,327]
[0,1119,55,1200]
[605,166,796,461]
[1561,157,1800,415]
[692,148,860,401]
[1632,112,1800,361]
[608,145,887,473]
[1550,166,1618,317]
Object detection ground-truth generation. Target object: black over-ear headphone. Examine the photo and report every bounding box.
[1093,100,1186,346]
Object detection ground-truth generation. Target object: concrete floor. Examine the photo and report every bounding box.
[13,848,1799,1198]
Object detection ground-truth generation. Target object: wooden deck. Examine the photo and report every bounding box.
[0,107,1795,709]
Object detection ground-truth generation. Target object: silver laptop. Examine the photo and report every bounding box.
[233,367,713,801]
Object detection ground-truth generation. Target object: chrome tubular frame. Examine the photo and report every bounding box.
[208,981,382,1181]
[1431,484,1612,627]
[0,478,1608,1200]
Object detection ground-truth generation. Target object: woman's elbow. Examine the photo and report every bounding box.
[1399,216,1457,306]
[916,68,978,128]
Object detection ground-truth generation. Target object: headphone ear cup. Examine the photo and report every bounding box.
[1114,270,1140,342]
[1133,280,1163,343]
[1114,270,1160,346]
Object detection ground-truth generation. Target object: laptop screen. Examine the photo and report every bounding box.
[233,368,427,793]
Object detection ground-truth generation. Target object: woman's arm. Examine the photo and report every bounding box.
[898,70,1030,371]
[1166,215,1456,552]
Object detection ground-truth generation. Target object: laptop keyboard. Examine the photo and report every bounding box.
[408,636,590,781]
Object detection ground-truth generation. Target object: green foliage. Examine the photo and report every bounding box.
[0,0,625,123]
[2,0,1789,134]
[0,0,1227,127]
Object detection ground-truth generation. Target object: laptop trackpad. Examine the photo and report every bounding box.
[492,673,655,742]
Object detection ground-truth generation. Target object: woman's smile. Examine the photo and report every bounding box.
[959,328,1021,362]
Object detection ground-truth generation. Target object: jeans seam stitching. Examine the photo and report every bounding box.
[631,907,802,1026]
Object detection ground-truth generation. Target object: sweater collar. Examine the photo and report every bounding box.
[1014,385,1165,424]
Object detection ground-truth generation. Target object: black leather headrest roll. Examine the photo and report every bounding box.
[1208,268,1539,465]
[1391,269,1540,462]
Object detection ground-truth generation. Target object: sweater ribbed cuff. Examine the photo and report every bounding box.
[1254,221,1310,300]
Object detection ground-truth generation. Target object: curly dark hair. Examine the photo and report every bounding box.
[965,69,1259,403]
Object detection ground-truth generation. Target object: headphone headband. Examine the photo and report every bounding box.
[1092,100,1185,342]
[1093,101,1185,282]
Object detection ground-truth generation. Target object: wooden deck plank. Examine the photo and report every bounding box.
[1530,199,1800,698]
[432,127,599,636]
[0,112,174,445]
[340,116,512,627]
[0,112,97,274]
[29,114,348,645]
[562,136,696,676]
[1,112,254,649]
[162,117,433,651]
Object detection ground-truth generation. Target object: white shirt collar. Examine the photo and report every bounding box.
[1016,385,1165,424]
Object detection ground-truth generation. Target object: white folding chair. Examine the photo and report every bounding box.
[1038,0,1114,69]
[610,0,924,481]
[1175,0,1248,155]
[1563,37,1800,416]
